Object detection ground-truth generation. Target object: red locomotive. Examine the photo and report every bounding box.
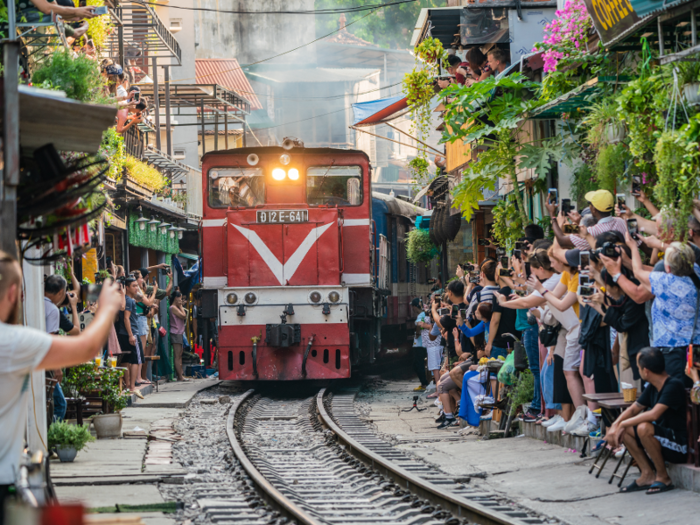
[199,145,430,381]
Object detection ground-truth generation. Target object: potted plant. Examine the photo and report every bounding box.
[678,61,700,106]
[47,421,95,462]
[582,98,624,148]
[92,367,130,439]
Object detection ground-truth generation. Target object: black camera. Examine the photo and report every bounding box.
[160,265,171,275]
[469,276,480,284]
[592,241,620,261]
[459,263,475,272]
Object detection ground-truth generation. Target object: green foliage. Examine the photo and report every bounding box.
[508,369,534,415]
[31,50,106,103]
[677,60,700,86]
[595,143,627,193]
[48,421,95,451]
[581,97,621,151]
[518,139,578,180]
[408,157,429,182]
[406,228,437,264]
[100,128,126,182]
[62,364,129,413]
[492,197,524,249]
[570,162,598,205]
[128,211,180,254]
[314,0,443,49]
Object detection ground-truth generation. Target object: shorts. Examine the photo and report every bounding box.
[135,316,149,337]
[437,374,458,395]
[117,333,139,365]
[426,345,442,371]
[563,324,582,371]
[171,333,183,345]
[634,424,687,464]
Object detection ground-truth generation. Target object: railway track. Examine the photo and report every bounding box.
[226,389,550,525]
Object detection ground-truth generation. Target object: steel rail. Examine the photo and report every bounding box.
[316,388,521,525]
[226,389,324,525]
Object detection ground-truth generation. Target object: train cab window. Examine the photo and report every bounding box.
[306,166,362,206]
[208,168,264,208]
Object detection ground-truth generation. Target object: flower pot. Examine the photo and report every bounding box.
[605,123,626,144]
[92,412,122,439]
[684,82,700,105]
[56,445,78,463]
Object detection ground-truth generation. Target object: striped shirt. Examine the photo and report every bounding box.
[570,216,629,250]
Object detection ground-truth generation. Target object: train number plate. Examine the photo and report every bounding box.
[256,210,308,224]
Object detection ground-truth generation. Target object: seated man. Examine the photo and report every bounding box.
[606,347,687,495]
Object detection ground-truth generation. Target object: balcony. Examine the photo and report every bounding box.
[106,1,182,66]
[122,126,144,159]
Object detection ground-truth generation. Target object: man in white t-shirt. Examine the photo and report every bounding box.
[0,251,121,515]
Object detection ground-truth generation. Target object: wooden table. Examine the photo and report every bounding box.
[583,392,624,402]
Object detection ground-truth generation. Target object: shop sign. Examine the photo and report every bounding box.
[582,0,642,46]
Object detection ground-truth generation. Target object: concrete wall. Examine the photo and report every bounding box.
[194,0,316,65]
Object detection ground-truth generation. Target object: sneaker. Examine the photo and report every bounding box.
[437,417,458,429]
[546,417,567,432]
[541,415,563,428]
[413,385,426,392]
[614,446,626,459]
[520,409,540,423]
[435,411,445,423]
[571,420,598,437]
[563,405,587,433]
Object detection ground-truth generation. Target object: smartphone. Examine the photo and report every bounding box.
[500,256,509,267]
[632,176,641,196]
[451,305,460,318]
[93,5,109,15]
[438,307,450,317]
[524,262,531,278]
[579,250,590,269]
[469,276,480,284]
[616,193,626,208]
[562,198,571,215]
[82,284,101,303]
[133,91,141,102]
[563,223,578,234]
[578,285,595,297]
[692,345,700,367]
[499,268,512,277]
[514,242,525,251]
[627,218,639,238]
[477,238,489,246]
[513,249,522,260]
[434,296,440,305]
[514,289,526,297]
[459,308,467,319]
[548,188,558,205]
[496,247,506,256]
[579,274,591,285]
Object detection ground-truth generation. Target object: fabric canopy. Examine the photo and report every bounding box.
[352,95,409,127]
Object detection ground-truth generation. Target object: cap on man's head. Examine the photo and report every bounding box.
[410,298,422,308]
[138,268,149,278]
[564,249,580,268]
[104,64,123,76]
[585,190,614,212]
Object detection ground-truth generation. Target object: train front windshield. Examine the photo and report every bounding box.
[209,168,265,208]
[307,166,362,207]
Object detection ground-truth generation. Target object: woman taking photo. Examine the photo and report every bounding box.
[169,291,188,382]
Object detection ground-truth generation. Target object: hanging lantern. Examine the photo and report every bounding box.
[168,224,178,239]
[159,220,171,235]
[135,209,149,231]
[176,223,185,240]
[147,217,161,233]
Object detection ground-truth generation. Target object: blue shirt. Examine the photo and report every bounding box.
[459,321,486,338]
[649,264,700,347]
[515,309,531,331]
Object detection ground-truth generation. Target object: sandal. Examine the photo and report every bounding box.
[646,481,675,495]
[620,480,651,493]
[426,392,438,399]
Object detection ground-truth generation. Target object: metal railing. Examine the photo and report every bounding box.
[122,126,144,159]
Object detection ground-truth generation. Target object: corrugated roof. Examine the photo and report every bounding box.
[246,67,380,84]
[195,59,262,110]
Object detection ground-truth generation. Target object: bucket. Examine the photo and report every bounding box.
[92,412,123,439]
[623,388,637,403]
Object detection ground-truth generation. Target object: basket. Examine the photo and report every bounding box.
[623,388,637,403]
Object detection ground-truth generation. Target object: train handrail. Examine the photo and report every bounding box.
[222,221,228,277]
[338,216,344,274]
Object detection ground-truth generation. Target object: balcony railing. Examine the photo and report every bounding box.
[123,126,144,159]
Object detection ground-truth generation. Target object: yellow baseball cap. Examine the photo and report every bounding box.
[585,189,614,212]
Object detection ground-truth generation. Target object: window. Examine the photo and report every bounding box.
[208,167,264,208]
[306,166,362,207]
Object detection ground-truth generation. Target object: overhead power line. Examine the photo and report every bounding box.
[139,0,418,15]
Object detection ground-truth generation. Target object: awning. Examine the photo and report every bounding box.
[629,0,687,18]
[352,95,409,127]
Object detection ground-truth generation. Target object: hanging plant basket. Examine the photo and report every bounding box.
[605,122,626,144]
[684,82,700,106]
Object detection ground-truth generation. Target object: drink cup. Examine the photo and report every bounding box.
[95,356,102,367]
[109,357,117,368]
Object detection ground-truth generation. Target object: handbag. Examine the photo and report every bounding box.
[539,321,561,347]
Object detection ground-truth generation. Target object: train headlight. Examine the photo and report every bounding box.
[272,168,286,181]
[226,293,238,305]
[328,291,341,303]
[288,168,299,180]
[244,292,257,304]
[280,153,291,166]
[309,291,322,303]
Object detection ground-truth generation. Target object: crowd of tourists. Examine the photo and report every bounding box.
[412,188,700,495]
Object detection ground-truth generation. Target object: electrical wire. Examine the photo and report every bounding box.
[137,0,418,15]
[133,2,390,85]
